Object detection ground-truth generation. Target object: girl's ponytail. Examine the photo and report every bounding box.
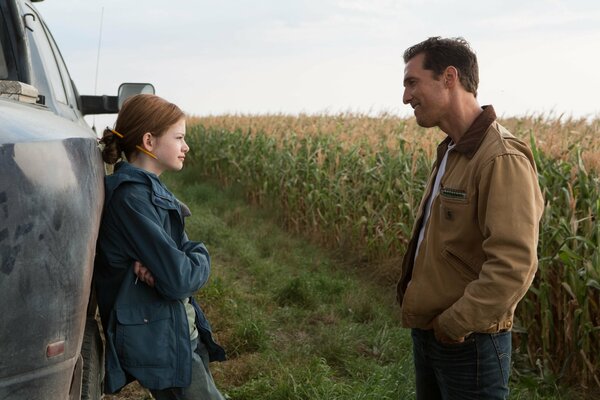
[99,128,122,164]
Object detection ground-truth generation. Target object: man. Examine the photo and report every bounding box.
[397,36,544,399]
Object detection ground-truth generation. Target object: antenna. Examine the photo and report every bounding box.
[92,7,104,132]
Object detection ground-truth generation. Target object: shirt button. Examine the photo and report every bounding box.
[144,318,149,324]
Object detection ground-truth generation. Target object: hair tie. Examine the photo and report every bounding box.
[108,128,125,139]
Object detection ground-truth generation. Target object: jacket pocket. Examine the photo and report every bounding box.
[115,303,175,368]
[442,247,480,281]
[438,192,469,223]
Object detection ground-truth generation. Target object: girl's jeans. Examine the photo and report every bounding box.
[150,338,225,400]
[411,328,511,400]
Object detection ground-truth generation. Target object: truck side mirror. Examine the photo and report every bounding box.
[118,83,155,109]
[80,83,155,115]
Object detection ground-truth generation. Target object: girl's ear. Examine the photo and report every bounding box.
[141,132,154,151]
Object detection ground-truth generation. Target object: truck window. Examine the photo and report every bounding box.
[43,19,78,107]
[0,41,7,80]
[24,4,68,104]
[0,7,11,79]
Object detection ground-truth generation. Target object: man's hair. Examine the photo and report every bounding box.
[403,36,479,96]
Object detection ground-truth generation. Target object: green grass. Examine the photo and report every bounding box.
[164,169,415,399]
[155,169,578,399]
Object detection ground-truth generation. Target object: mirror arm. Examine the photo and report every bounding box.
[80,95,118,115]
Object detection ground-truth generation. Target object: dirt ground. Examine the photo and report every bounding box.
[103,381,152,400]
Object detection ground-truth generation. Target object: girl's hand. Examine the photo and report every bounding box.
[133,261,156,287]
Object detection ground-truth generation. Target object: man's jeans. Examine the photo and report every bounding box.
[411,328,511,400]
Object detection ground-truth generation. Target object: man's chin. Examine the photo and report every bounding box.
[415,117,436,128]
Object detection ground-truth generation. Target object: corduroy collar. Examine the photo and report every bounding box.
[437,105,497,162]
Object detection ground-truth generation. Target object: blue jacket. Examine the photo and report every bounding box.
[94,162,225,394]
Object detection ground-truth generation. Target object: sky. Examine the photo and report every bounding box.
[36,0,600,128]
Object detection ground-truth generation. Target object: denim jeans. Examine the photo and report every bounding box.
[150,338,225,400]
[411,328,511,400]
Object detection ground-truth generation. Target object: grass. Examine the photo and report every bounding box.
[106,169,582,399]
[173,171,416,399]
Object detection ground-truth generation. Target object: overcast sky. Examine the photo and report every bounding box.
[37,0,600,127]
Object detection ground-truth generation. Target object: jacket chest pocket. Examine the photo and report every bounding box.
[115,304,176,368]
[438,188,469,222]
[436,187,475,246]
[437,188,485,275]
[439,186,468,214]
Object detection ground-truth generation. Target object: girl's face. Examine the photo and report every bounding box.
[151,118,189,174]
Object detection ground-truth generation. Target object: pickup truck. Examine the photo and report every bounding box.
[0,0,152,398]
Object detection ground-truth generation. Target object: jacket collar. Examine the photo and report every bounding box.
[436,105,497,162]
[105,162,177,208]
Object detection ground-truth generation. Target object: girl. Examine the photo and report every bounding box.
[94,94,226,400]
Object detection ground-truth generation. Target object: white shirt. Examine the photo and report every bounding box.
[414,141,455,263]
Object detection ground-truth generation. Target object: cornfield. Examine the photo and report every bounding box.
[184,113,600,392]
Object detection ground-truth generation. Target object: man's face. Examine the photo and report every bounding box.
[402,53,449,128]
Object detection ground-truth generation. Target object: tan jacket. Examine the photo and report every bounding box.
[397,106,544,340]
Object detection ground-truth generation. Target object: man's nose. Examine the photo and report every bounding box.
[402,88,411,105]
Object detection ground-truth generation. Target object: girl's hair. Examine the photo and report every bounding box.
[100,94,185,164]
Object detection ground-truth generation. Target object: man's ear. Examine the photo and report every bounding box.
[141,132,154,151]
[443,66,459,88]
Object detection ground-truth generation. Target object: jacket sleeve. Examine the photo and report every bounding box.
[109,186,210,301]
[438,152,544,339]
